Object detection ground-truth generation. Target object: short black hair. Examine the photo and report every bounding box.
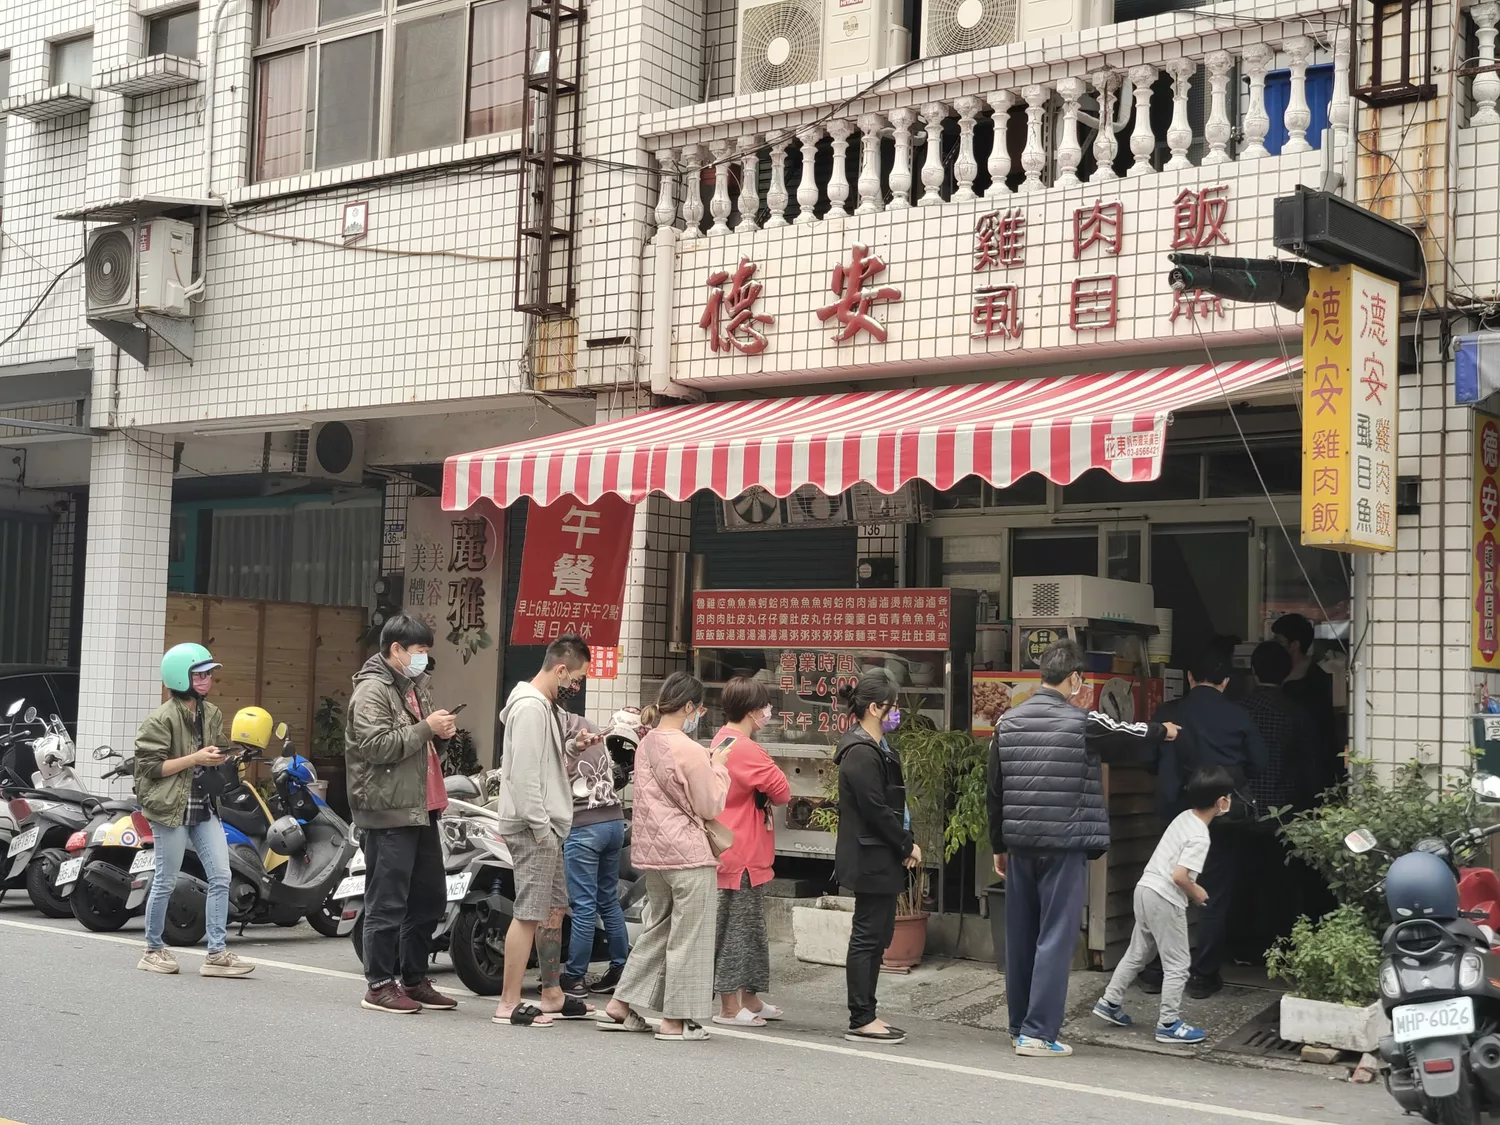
[1251,640,1293,686]
[1189,648,1233,686]
[1272,613,1316,654]
[381,614,434,657]
[1038,638,1087,687]
[543,635,590,671]
[1184,766,1235,810]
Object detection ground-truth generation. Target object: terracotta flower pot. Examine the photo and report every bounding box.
[881,911,929,970]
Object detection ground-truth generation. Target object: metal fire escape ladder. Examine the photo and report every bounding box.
[513,0,585,317]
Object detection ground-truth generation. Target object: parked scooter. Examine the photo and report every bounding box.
[62,747,148,932]
[1349,774,1500,1124]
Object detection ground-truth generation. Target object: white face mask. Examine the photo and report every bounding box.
[683,709,701,735]
[405,651,429,676]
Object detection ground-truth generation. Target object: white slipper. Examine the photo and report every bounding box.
[712,1008,767,1027]
[747,1002,784,1021]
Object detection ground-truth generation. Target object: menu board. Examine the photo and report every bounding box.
[693,589,951,650]
[971,671,1164,738]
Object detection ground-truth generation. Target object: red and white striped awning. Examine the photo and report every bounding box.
[443,358,1298,510]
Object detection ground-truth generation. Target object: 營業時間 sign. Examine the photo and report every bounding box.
[693,589,951,650]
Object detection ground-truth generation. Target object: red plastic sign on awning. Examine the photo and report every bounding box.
[512,495,634,648]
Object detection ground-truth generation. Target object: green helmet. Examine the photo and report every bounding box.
[161,643,220,693]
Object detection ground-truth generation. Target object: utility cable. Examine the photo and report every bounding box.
[0,256,84,352]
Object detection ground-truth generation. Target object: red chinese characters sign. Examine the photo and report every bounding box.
[1475,414,1500,670]
[512,495,635,646]
[693,589,952,650]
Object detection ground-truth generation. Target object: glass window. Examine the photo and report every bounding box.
[989,473,1048,507]
[262,0,316,41]
[1105,529,1142,581]
[1011,529,1098,578]
[1151,527,1249,665]
[1,54,10,191]
[933,476,984,510]
[1205,443,1301,498]
[255,50,307,180]
[320,0,382,23]
[1261,528,1352,638]
[467,0,525,137]
[148,7,200,58]
[52,36,93,86]
[392,10,466,156]
[1062,453,1201,505]
[314,31,382,169]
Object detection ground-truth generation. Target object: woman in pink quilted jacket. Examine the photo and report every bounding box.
[600,672,730,1041]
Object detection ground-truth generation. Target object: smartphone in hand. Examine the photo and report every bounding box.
[451,703,467,715]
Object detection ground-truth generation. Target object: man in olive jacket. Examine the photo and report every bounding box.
[345,615,458,1014]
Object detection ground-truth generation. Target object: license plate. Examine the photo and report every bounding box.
[7,827,38,858]
[333,874,365,900]
[446,872,472,902]
[129,850,155,875]
[1393,997,1476,1043]
[56,858,82,887]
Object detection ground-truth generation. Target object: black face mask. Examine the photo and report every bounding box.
[556,683,580,706]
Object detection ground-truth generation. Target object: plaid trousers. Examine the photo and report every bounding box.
[614,866,718,1021]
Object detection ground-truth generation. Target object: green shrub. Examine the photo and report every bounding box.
[1265,904,1382,1006]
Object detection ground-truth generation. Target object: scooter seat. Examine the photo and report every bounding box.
[219,804,268,839]
[98,799,134,813]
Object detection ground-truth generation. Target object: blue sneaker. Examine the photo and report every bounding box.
[1156,1019,1207,1044]
[1092,999,1132,1027]
[1015,1035,1073,1057]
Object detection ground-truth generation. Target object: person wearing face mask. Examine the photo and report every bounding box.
[987,638,1178,1057]
[833,669,917,1045]
[600,672,731,1041]
[493,634,596,1027]
[345,615,459,1013]
[709,677,792,1027]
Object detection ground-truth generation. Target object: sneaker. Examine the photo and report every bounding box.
[404,978,459,1010]
[137,948,179,975]
[588,964,624,994]
[1092,999,1132,1027]
[1015,1036,1073,1057]
[1156,1019,1208,1044]
[200,950,255,978]
[1186,974,1223,1000]
[559,975,589,1000]
[362,981,421,1013]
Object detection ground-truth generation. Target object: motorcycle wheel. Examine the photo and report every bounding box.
[70,874,130,932]
[25,848,73,918]
[306,892,344,938]
[450,906,509,996]
[162,879,207,947]
[1433,1071,1481,1125]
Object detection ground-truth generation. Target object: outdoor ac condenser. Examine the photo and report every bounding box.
[1010,574,1156,624]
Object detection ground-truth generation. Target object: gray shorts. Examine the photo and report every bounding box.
[507,830,568,922]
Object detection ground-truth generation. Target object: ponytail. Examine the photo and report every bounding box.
[838,669,899,718]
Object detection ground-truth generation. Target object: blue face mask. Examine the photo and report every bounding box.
[881,707,902,733]
[405,651,429,677]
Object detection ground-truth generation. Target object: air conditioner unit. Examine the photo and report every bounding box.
[920,0,1108,57]
[1011,574,1155,624]
[85,218,195,322]
[720,486,785,530]
[302,421,367,484]
[737,0,908,95]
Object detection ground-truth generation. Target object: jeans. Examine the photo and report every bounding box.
[144,816,231,953]
[563,818,628,979]
[846,892,898,1029]
[1005,848,1088,1042]
[361,813,447,988]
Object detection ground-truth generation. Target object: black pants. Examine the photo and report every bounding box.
[846,892,898,1029]
[1190,825,1251,979]
[362,813,446,988]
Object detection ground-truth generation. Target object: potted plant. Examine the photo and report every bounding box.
[1266,904,1388,1052]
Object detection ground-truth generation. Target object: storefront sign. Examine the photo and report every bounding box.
[693,589,951,649]
[1474,412,1500,671]
[512,495,634,647]
[404,498,503,766]
[1301,265,1399,553]
[971,671,1164,737]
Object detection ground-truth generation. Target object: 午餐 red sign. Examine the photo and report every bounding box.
[512,495,634,647]
[693,589,951,650]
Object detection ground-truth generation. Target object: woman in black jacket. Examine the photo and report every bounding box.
[833,669,919,1044]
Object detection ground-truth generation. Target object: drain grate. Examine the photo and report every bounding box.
[1218,1001,1305,1059]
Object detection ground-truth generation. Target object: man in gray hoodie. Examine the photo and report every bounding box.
[492,634,595,1027]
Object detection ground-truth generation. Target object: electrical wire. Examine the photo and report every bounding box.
[0,255,84,352]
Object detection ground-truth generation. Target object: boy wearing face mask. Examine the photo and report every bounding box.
[346,615,459,1014]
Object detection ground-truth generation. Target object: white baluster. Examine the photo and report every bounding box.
[919,101,948,206]
[1282,36,1313,154]
[1241,43,1273,160]
[1019,84,1049,193]
[795,126,822,224]
[827,119,854,217]
[765,136,792,227]
[1164,59,1194,170]
[1203,51,1233,165]
[1328,29,1352,170]
[708,139,733,235]
[737,135,762,232]
[983,90,1015,196]
[952,95,982,201]
[1054,77,1085,187]
[680,143,704,232]
[1127,65,1157,176]
[1088,70,1119,182]
[888,107,916,209]
[651,147,677,243]
[856,111,886,215]
[1475,4,1500,126]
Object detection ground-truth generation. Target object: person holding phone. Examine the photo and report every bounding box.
[133,644,254,978]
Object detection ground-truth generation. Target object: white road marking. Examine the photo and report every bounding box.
[1,916,1339,1125]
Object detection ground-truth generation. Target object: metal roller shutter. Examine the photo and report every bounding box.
[690,493,857,589]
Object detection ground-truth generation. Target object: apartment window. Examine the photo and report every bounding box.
[52,36,94,86]
[148,6,201,59]
[253,0,525,181]
[0,54,9,193]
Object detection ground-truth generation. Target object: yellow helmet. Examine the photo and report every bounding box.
[231,706,274,750]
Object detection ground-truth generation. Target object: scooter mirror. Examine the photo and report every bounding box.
[4,698,21,718]
[1345,828,1379,854]
[91,744,116,761]
[1475,772,1500,803]
[22,707,37,724]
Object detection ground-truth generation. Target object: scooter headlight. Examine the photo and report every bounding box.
[1380,963,1402,999]
[1460,953,1484,991]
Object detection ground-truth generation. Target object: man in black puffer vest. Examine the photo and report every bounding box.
[987,639,1178,1057]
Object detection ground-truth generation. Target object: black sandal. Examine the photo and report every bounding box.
[492,1002,554,1027]
[552,996,596,1020]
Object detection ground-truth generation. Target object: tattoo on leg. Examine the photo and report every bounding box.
[536,924,563,990]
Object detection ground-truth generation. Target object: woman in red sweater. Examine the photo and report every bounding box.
[710,677,792,1027]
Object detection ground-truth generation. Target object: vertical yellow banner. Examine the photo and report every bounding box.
[1474,412,1500,671]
